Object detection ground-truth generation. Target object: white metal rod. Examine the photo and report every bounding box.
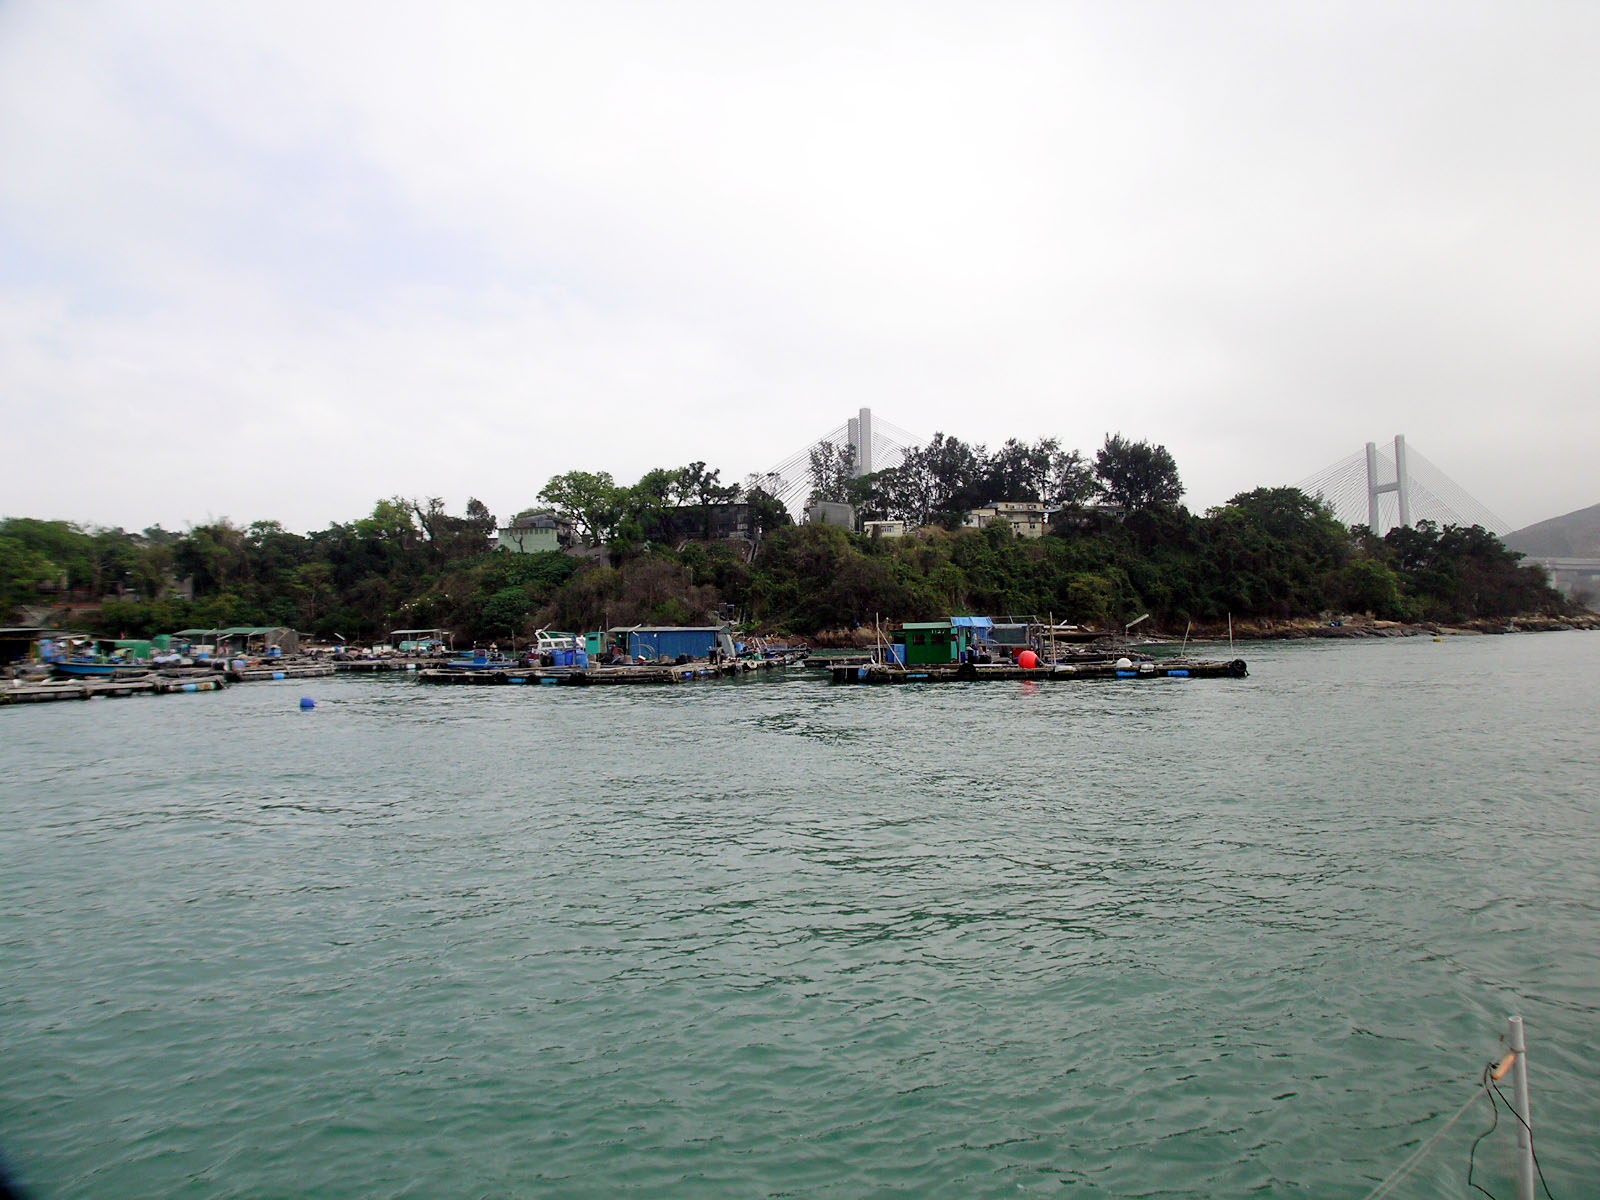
[1508,1015,1535,1200]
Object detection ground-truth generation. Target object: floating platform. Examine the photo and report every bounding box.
[804,650,872,668]
[829,658,1248,684]
[2,674,228,705]
[227,664,336,682]
[418,667,580,686]
[417,653,808,687]
[332,658,430,673]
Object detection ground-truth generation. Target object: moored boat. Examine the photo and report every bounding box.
[49,658,152,680]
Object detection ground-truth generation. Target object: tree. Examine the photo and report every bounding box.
[677,462,739,537]
[867,461,936,527]
[0,518,95,590]
[174,521,251,595]
[539,471,621,545]
[743,486,792,536]
[1094,434,1183,511]
[980,437,1096,507]
[806,441,856,506]
[1339,558,1408,620]
[1044,446,1098,507]
[1215,488,1348,573]
[615,463,743,543]
[480,586,536,639]
[983,438,1052,502]
[625,467,682,526]
[411,497,495,563]
[288,562,336,626]
[245,520,311,591]
[0,535,58,617]
[465,498,495,532]
[1203,488,1348,618]
[866,432,986,526]
[1381,521,1564,620]
[356,498,420,557]
[681,461,738,508]
[920,432,987,517]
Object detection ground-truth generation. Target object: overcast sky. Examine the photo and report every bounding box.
[3,1,1596,535]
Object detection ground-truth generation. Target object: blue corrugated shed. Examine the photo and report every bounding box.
[950,616,994,632]
[614,625,735,661]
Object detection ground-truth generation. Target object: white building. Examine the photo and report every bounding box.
[964,501,1054,539]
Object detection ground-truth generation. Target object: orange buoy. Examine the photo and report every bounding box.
[1017,650,1038,670]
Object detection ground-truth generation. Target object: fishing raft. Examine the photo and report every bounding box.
[829,657,1247,684]
[418,651,808,687]
[2,673,229,705]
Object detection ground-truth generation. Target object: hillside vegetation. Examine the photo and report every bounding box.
[1,434,1575,643]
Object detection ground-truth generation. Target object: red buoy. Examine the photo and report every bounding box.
[1017,650,1038,670]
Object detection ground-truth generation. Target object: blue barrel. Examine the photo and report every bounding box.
[574,650,588,669]
[888,644,907,666]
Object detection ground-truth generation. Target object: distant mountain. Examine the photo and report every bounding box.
[1505,503,1600,558]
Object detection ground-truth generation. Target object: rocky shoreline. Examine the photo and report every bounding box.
[806,612,1599,648]
[1198,613,1600,641]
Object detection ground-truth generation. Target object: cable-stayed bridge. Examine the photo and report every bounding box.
[751,423,1510,538]
[1297,436,1510,537]
[749,408,925,516]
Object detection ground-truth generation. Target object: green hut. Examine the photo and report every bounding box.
[899,620,972,666]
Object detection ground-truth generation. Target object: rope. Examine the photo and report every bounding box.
[1481,1075,1558,1200]
[1359,1077,1494,1200]
[1466,1063,1503,1199]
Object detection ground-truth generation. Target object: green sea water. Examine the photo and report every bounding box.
[3,634,1597,1198]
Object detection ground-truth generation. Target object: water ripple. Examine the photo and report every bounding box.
[3,638,1598,1197]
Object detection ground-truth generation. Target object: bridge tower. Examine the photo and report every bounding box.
[846,407,874,477]
[758,408,921,516]
[1297,436,1508,536]
[1366,434,1413,533]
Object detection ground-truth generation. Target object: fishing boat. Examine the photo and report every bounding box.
[49,658,151,680]
[434,649,522,672]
